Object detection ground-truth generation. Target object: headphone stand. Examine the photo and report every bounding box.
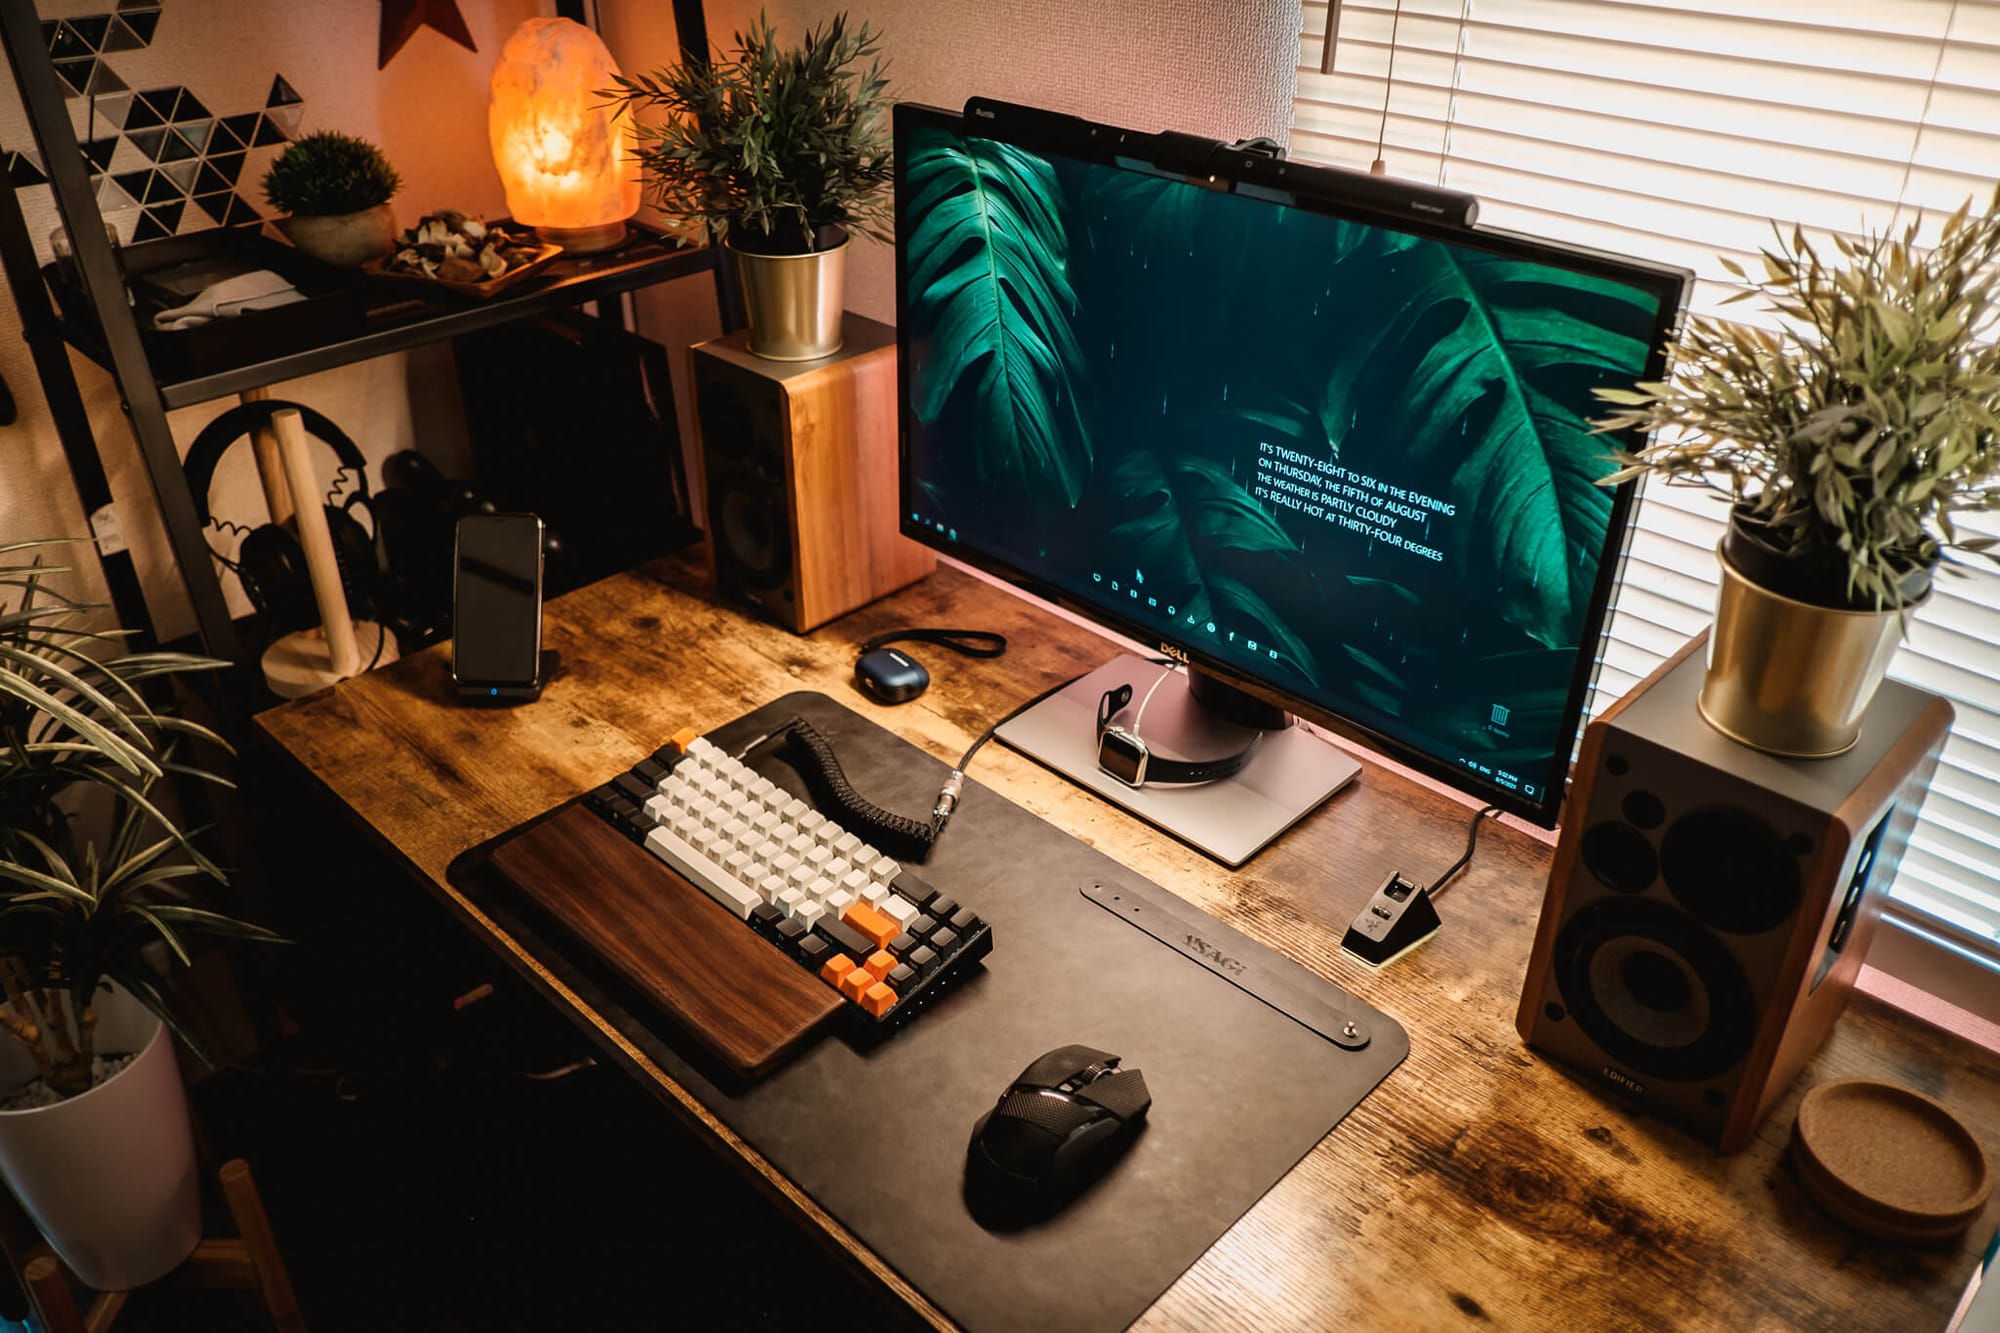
[256,406,399,699]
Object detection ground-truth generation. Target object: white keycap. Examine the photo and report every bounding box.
[752,810,780,836]
[798,811,827,835]
[787,865,817,892]
[825,889,856,917]
[758,874,787,903]
[813,822,844,848]
[726,764,757,790]
[770,852,800,877]
[769,822,800,847]
[832,831,862,857]
[881,895,919,929]
[685,737,718,760]
[805,845,833,869]
[659,774,692,801]
[753,838,786,865]
[643,794,674,826]
[643,824,758,918]
[750,777,778,801]
[824,858,852,884]
[721,818,749,844]
[668,808,705,840]
[723,849,754,880]
[860,882,888,906]
[794,900,825,930]
[787,834,815,858]
[870,854,900,881]
[781,799,809,821]
[778,888,805,916]
[762,788,792,813]
[807,876,835,902]
[840,868,870,896]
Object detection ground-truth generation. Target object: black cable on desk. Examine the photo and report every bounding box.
[1426,804,1503,899]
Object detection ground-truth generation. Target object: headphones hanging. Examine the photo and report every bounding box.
[183,400,380,632]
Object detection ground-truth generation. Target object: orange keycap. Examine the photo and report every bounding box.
[863,949,896,981]
[666,726,701,755]
[820,954,856,988]
[843,901,899,948]
[838,965,875,1003]
[860,981,898,1018]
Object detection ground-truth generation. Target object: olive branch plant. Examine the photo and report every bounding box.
[1594,185,2000,610]
[0,539,279,1100]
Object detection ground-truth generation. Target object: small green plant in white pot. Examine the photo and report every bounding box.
[262,129,403,266]
[0,539,280,1289]
[1597,188,2000,756]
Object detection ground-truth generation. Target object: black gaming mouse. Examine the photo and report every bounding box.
[965,1044,1150,1227]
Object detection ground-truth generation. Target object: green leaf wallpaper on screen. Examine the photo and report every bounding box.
[903,126,1663,780]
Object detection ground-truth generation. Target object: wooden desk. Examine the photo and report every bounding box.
[257,556,2000,1331]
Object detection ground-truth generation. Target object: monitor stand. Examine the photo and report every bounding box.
[994,655,1361,867]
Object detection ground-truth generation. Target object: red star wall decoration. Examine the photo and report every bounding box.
[379,0,478,69]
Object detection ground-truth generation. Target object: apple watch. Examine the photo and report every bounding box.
[1094,680,1260,788]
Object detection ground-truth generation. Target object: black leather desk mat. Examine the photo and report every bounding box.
[450,692,1408,1331]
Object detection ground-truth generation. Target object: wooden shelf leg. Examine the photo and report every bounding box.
[218,1159,306,1332]
[25,1254,84,1333]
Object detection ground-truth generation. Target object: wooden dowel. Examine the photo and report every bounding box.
[269,408,359,678]
[237,386,296,529]
[218,1159,305,1332]
[25,1254,84,1333]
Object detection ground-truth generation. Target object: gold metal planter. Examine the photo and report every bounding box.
[1698,550,1909,759]
[731,237,847,361]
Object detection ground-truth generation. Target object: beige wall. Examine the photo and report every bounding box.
[1,0,540,637]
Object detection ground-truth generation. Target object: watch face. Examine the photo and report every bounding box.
[1097,728,1148,787]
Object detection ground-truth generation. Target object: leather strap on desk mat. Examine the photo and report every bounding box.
[450,692,1408,1332]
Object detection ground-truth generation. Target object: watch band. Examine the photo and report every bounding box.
[1095,682,1261,786]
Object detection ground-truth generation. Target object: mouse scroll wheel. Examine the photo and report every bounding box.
[1076,1059,1119,1085]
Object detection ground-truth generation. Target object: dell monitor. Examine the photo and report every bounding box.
[895,99,1690,864]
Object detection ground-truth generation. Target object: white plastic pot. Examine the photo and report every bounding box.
[0,984,201,1290]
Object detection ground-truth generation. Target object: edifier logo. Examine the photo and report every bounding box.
[1185,934,1246,976]
[1159,643,1188,664]
[1601,1067,1645,1096]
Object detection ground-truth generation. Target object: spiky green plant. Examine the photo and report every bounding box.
[612,12,892,253]
[261,130,402,217]
[0,539,278,1100]
[1596,187,2000,609]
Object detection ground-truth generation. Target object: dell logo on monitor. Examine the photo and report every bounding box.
[1159,643,1188,664]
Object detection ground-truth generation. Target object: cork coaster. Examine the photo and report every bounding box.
[1791,1078,1994,1244]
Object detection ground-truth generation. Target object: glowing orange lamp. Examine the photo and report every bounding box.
[488,17,638,253]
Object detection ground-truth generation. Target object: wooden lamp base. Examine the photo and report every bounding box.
[261,621,399,699]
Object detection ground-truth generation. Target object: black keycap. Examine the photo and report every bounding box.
[606,795,639,821]
[907,914,937,938]
[797,936,830,967]
[888,932,917,956]
[926,894,959,920]
[749,903,784,940]
[892,871,938,908]
[613,773,654,805]
[887,963,916,989]
[816,917,876,961]
[948,907,982,934]
[650,745,685,769]
[906,944,938,976]
[930,927,959,953]
[587,783,620,811]
[776,918,808,952]
[618,812,653,842]
[633,758,670,785]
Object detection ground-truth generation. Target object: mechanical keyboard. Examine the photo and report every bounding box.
[581,731,994,1035]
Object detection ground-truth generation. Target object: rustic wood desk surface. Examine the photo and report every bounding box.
[257,557,2000,1332]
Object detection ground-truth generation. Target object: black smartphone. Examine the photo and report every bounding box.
[451,513,546,702]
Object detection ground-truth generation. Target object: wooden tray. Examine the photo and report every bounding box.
[364,236,562,299]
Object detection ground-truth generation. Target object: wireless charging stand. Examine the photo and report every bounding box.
[995,655,1361,867]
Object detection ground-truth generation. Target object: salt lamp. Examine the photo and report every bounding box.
[488,17,638,253]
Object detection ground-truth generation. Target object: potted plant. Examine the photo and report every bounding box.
[262,129,403,266]
[0,539,280,1289]
[1596,188,2000,757]
[614,13,893,360]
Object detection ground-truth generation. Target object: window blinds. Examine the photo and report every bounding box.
[1296,0,2000,973]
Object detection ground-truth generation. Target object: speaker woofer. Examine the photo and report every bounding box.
[1554,898,1757,1083]
[716,482,790,589]
[1660,806,1801,934]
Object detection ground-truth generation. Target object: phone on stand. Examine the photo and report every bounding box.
[452,513,546,703]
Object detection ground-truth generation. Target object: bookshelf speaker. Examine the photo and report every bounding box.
[1517,633,1951,1151]
[690,314,933,632]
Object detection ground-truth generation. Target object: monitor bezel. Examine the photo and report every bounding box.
[893,100,1691,828]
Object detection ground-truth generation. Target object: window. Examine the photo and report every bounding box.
[1295,0,2000,999]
